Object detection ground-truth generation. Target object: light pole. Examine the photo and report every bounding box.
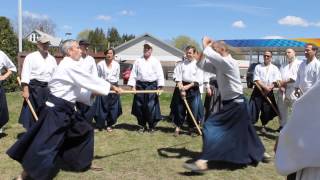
[18,0,22,52]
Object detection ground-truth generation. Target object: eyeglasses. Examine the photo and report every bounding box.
[264,55,271,58]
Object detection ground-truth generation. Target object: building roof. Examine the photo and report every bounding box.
[114,33,184,62]
[25,29,62,47]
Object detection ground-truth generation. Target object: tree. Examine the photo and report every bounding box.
[13,16,57,37]
[172,35,200,51]
[76,29,91,41]
[0,16,19,91]
[87,28,108,52]
[107,27,121,47]
[121,33,135,43]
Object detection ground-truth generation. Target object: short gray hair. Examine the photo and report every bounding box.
[60,39,77,56]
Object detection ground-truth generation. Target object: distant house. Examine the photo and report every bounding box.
[25,29,62,47]
[114,33,185,79]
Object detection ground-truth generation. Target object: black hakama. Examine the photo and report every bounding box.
[132,81,161,129]
[18,79,49,130]
[200,95,265,164]
[171,82,204,128]
[0,84,9,129]
[75,102,96,123]
[7,94,94,180]
[94,92,122,129]
[204,79,221,120]
[249,87,278,125]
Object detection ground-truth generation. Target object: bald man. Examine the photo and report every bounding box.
[277,49,301,131]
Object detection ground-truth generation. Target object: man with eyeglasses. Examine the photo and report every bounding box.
[249,50,281,134]
[294,43,320,97]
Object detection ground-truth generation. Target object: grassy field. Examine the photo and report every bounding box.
[0,91,283,180]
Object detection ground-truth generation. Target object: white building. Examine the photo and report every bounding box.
[25,29,62,47]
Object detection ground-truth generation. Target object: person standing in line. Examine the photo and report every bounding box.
[249,50,281,133]
[277,48,301,131]
[170,45,204,136]
[294,43,320,97]
[19,36,57,130]
[75,40,99,123]
[94,48,122,132]
[0,50,17,134]
[128,42,164,133]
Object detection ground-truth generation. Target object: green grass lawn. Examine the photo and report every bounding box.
[0,91,283,180]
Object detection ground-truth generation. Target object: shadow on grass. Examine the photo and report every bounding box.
[157,146,199,159]
[179,161,247,176]
[254,125,278,140]
[94,148,140,160]
[114,123,140,131]
[0,133,7,139]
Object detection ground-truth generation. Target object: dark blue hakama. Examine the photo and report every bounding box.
[7,94,94,180]
[170,82,204,128]
[200,95,265,164]
[249,87,278,125]
[0,83,9,129]
[132,81,161,128]
[18,79,50,130]
[94,92,122,129]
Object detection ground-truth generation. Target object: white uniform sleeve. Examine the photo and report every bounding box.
[203,46,224,69]
[174,62,182,82]
[67,65,111,96]
[154,59,164,87]
[1,51,17,72]
[78,88,94,105]
[127,60,138,87]
[116,63,120,82]
[294,64,302,88]
[253,65,261,82]
[21,55,32,84]
[91,58,98,77]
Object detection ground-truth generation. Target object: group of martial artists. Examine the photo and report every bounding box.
[0,35,320,179]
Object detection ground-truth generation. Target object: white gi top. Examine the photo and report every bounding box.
[294,58,320,93]
[21,51,57,84]
[253,63,281,86]
[49,57,110,105]
[97,60,120,83]
[174,58,203,85]
[276,80,320,177]
[78,55,98,77]
[198,47,243,101]
[0,50,16,73]
[128,56,165,87]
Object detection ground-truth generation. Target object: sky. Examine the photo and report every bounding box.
[1,0,320,43]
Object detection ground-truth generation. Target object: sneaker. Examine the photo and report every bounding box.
[262,152,272,163]
[149,128,156,133]
[138,126,146,133]
[106,127,113,132]
[183,162,208,172]
[89,164,104,171]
